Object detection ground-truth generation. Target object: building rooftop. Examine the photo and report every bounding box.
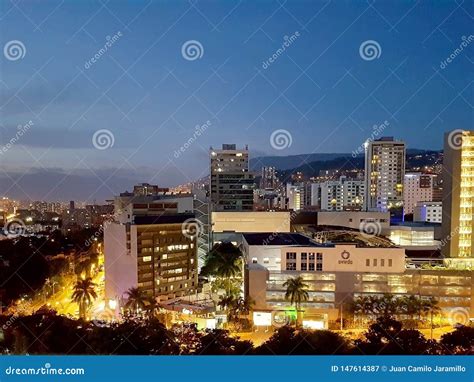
[133,214,195,225]
[243,232,327,247]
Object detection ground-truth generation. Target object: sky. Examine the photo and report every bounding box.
[0,0,472,201]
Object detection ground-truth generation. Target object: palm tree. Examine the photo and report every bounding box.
[203,242,242,295]
[71,278,97,320]
[124,287,150,316]
[283,276,309,327]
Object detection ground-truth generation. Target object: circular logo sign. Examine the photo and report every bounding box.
[341,250,350,260]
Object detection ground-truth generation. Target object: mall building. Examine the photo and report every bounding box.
[244,233,473,329]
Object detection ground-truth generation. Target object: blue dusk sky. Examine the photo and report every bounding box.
[0,0,472,201]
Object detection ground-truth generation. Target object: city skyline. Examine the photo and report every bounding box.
[1,1,472,201]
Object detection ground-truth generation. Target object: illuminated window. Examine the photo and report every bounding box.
[142,256,152,262]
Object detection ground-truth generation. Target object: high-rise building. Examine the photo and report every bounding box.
[285,183,302,211]
[210,144,254,211]
[414,201,442,223]
[364,137,406,213]
[105,193,198,308]
[442,130,474,258]
[403,173,435,215]
[260,166,278,190]
[313,176,364,211]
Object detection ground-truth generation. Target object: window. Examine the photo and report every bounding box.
[373,259,378,266]
[309,253,315,261]
[388,259,392,267]
[316,263,322,271]
[316,253,323,261]
[286,263,296,271]
[263,257,269,264]
[286,252,296,260]
[301,263,307,271]
[309,263,315,271]
[381,259,385,267]
[301,253,307,261]
[252,257,258,264]
[366,259,370,266]
[142,256,152,262]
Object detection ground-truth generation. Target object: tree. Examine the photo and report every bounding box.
[255,326,351,355]
[201,242,243,296]
[195,329,253,355]
[124,287,151,316]
[283,276,309,326]
[71,278,97,320]
[440,325,474,354]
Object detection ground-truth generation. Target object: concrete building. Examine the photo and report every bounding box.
[414,201,442,223]
[312,176,364,211]
[364,137,406,213]
[442,130,474,259]
[317,211,390,231]
[105,214,198,308]
[260,166,278,190]
[210,144,254,211]
[212,211,291,234]
[114,193,193,224]
[245,232,473,328]
[385,223,440,248]
[403,173,435,215]
[285,184,302,211]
